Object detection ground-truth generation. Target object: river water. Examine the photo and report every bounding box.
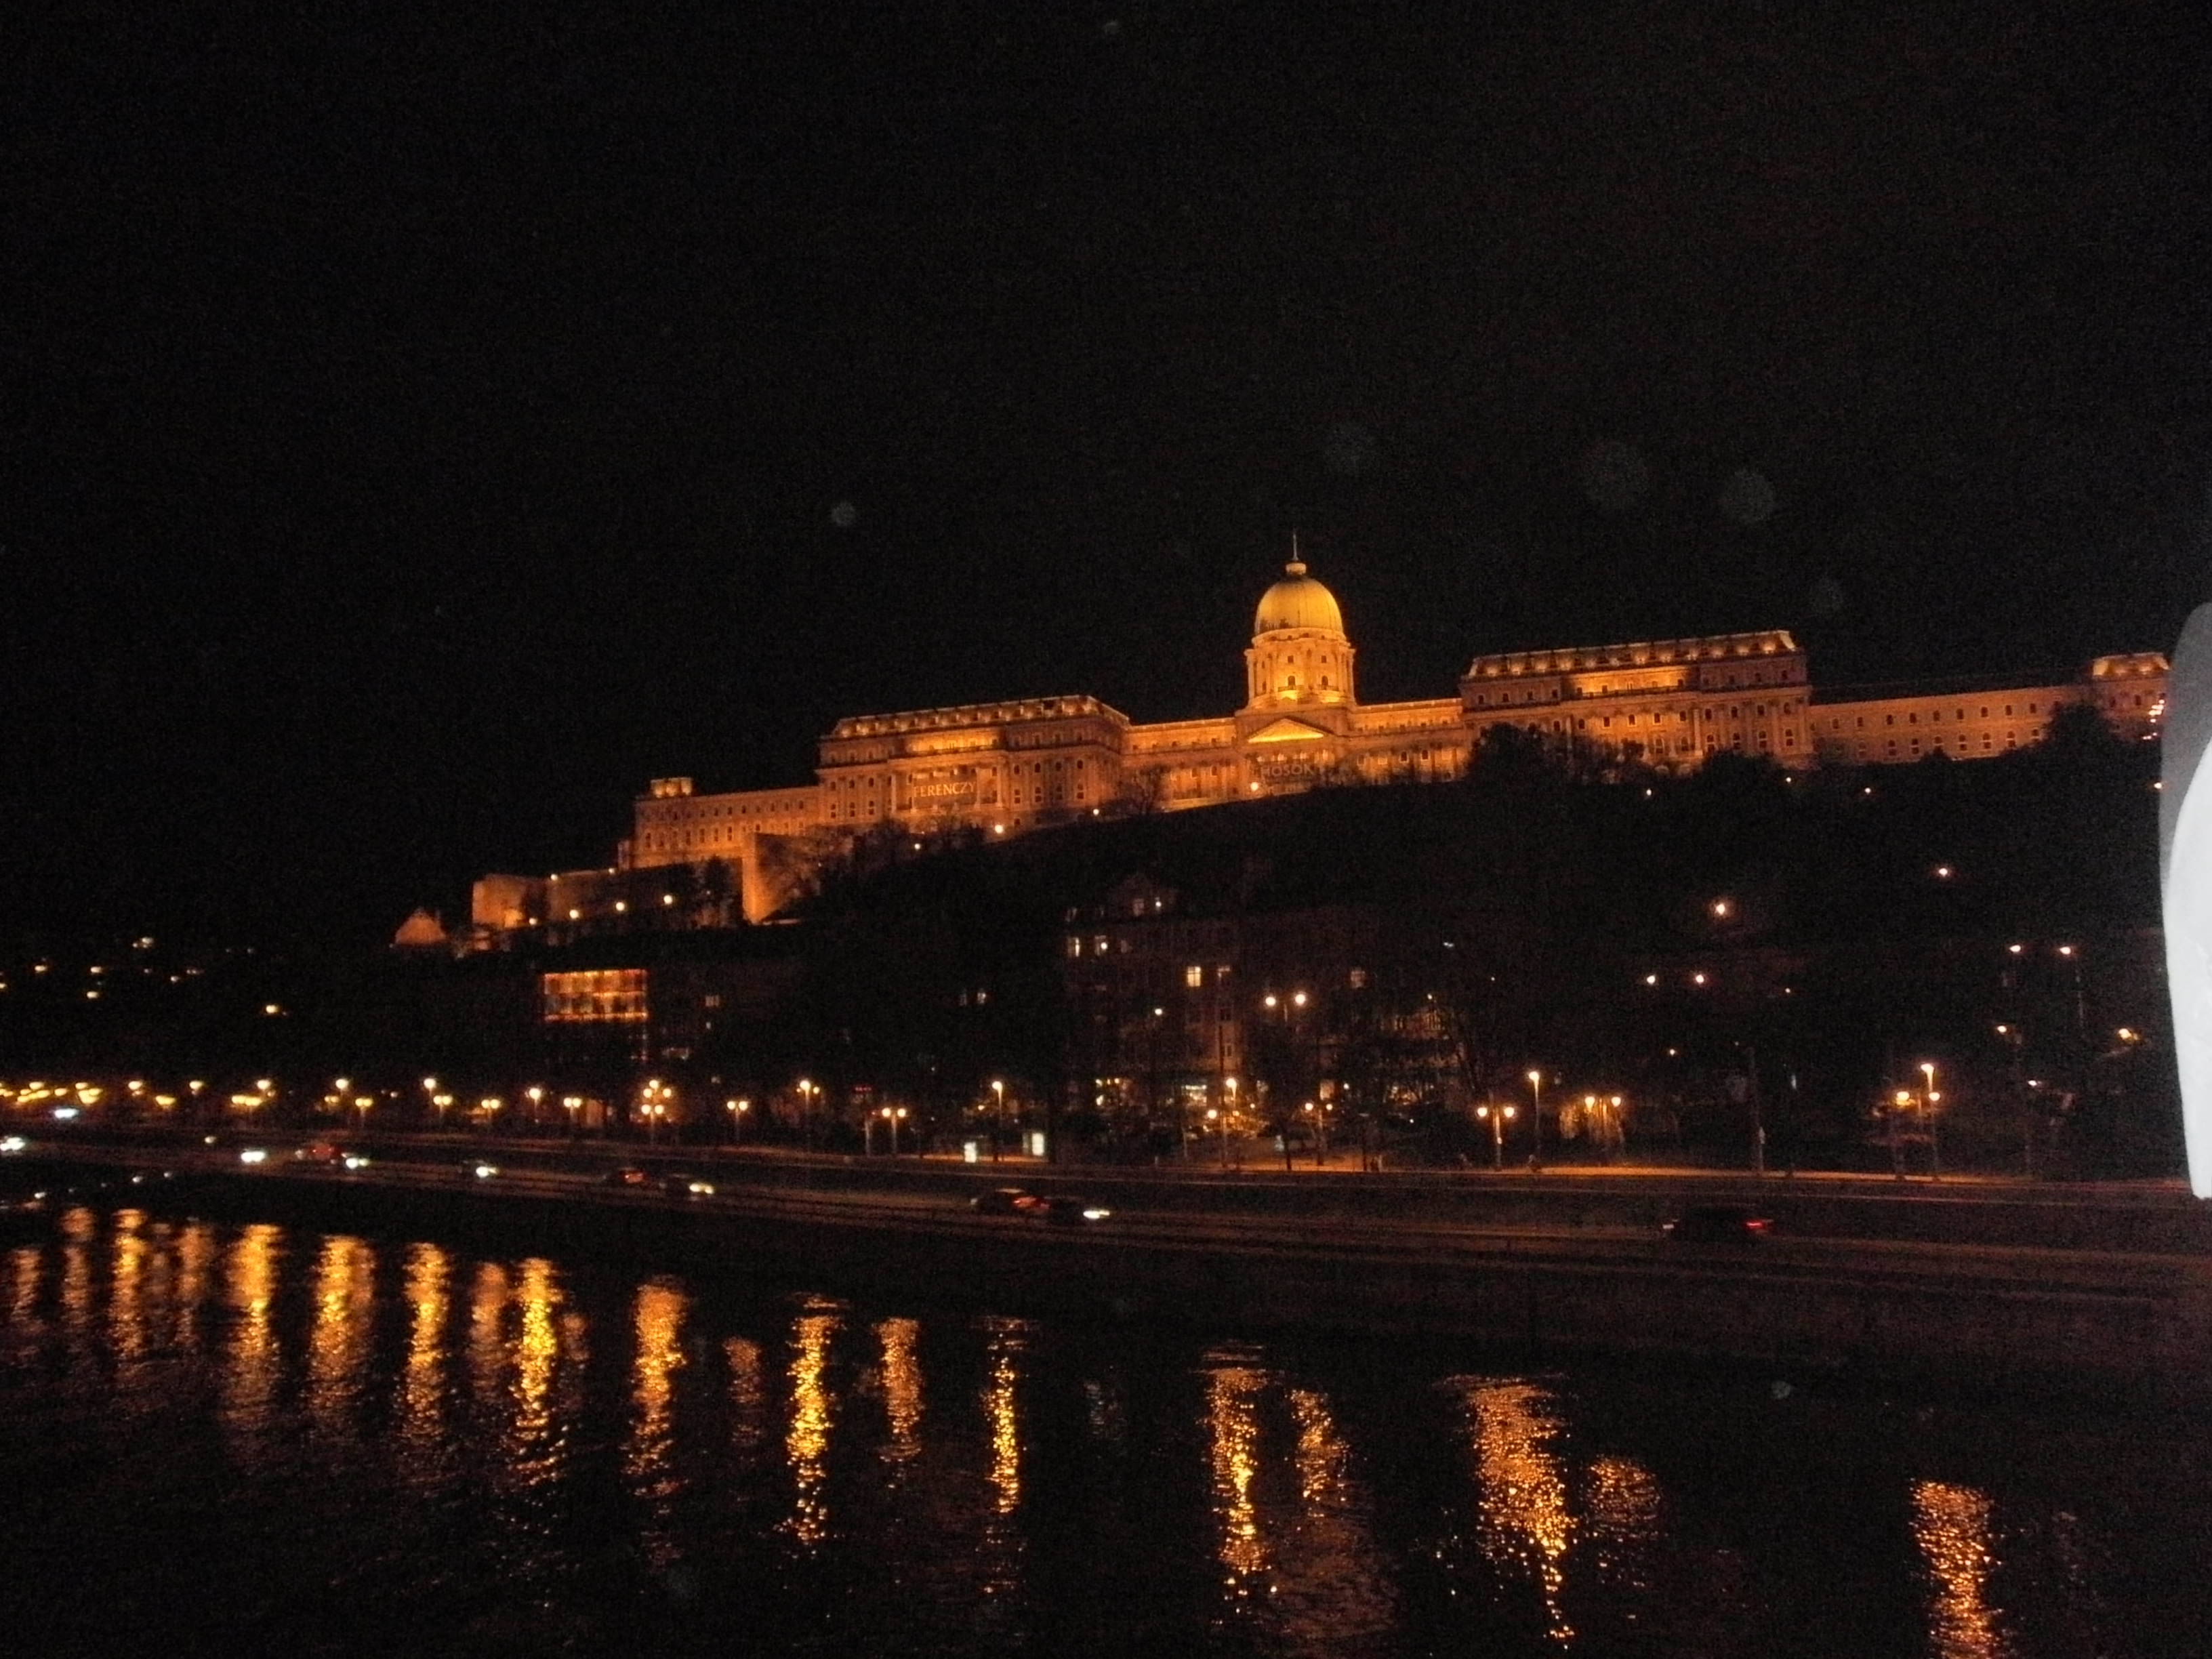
[3,1201,2210,1657]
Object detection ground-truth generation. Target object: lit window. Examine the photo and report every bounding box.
[1185,964,1204,988]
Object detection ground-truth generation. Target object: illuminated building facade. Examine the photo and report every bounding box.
[472,557,2166,934]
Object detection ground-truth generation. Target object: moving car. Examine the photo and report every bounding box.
[663,1173,717,1197]
[967,1187,1111,1225]
[462,1160,501,1181]
[1661,1204,1771,1243]
[601,1166,653,1189]
[293,1141,342,1164]
[1032,1195,1113,1227]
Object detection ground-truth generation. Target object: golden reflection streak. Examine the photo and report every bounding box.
[1286,1385,1398,1648]
[726,1336,764,1456]
[1290,1387,1341,1507]
[877,1317,923,1466]
[1913,1480,2013,1659]
[1584,1455,1663,1597]
[627,1277,689,1571]
[1208,1365,1269,1586]
[986,1322,1024,1517]
[59,1206,94,1345]
[1465,1380,1575,1646]
[171,1222,214,1353]
[307,1235,375,1437]
[785,1309,840,1545]
[468,1261,511,1414]
[8,1244,39,1329]
[397,1242,451,1469]
[222,1224,283,1451]
[508,1258,561,1471]
[108,1208,148,1369]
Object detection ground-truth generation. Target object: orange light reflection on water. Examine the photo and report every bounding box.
[1464,1379,1575,1646]
[307,1235,375,1439]
[1914,1479,2013,1659]
[221,1223,283,1457]
[785,1307,840,1545]
[628,1277,689,1570]
[396,1241,451,1479]
[1208,1362,1269,1587]
[508,1257,562,1477]
[985,1319,1026,1517]
[107,1208,148,1370]
[878,1316,923,1467]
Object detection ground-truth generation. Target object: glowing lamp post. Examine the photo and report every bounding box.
[1920,1062,1942,1180]
[990,1079,1005,1162]
[1475,1103,1517,1170]
[726,1097,750,1146]
[639,1078,672,1144]
[1526,1069,1543,1166]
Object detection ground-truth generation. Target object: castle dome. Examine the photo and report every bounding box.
[1253,558,1345,636]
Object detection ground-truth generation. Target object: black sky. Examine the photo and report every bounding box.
[6,1,2210,951]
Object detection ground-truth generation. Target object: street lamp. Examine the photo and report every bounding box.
[1475,1103,1518,1170]
[1919,1062,1942,1180]
[524,1085,545,1128]
[640,1078,672,1144]
[562,1094,583,1136]
[879,1105,909,1155]
[726,1097,750,1145]
[796,1079,817,1149]
[990,1079,1005,1162]
[1204,1105,1229,1169]
[1996,1023,2032,1176]
[1526,1069,1542,1166]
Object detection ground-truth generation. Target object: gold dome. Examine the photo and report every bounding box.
[1253,559,1345,636]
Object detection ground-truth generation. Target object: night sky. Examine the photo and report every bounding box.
[7,3,2210,951]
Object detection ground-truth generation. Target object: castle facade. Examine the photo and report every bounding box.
[469,558,2167,935]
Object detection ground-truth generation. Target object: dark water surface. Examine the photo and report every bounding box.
[4,1202,2210,1657]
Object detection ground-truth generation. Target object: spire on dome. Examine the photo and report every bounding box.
[1286,530,1305,576]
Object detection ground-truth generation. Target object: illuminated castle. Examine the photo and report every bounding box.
[469,557,2167,934]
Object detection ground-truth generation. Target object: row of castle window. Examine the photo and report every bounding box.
[1856,729,2034,760]
[1824,700,2045,733]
